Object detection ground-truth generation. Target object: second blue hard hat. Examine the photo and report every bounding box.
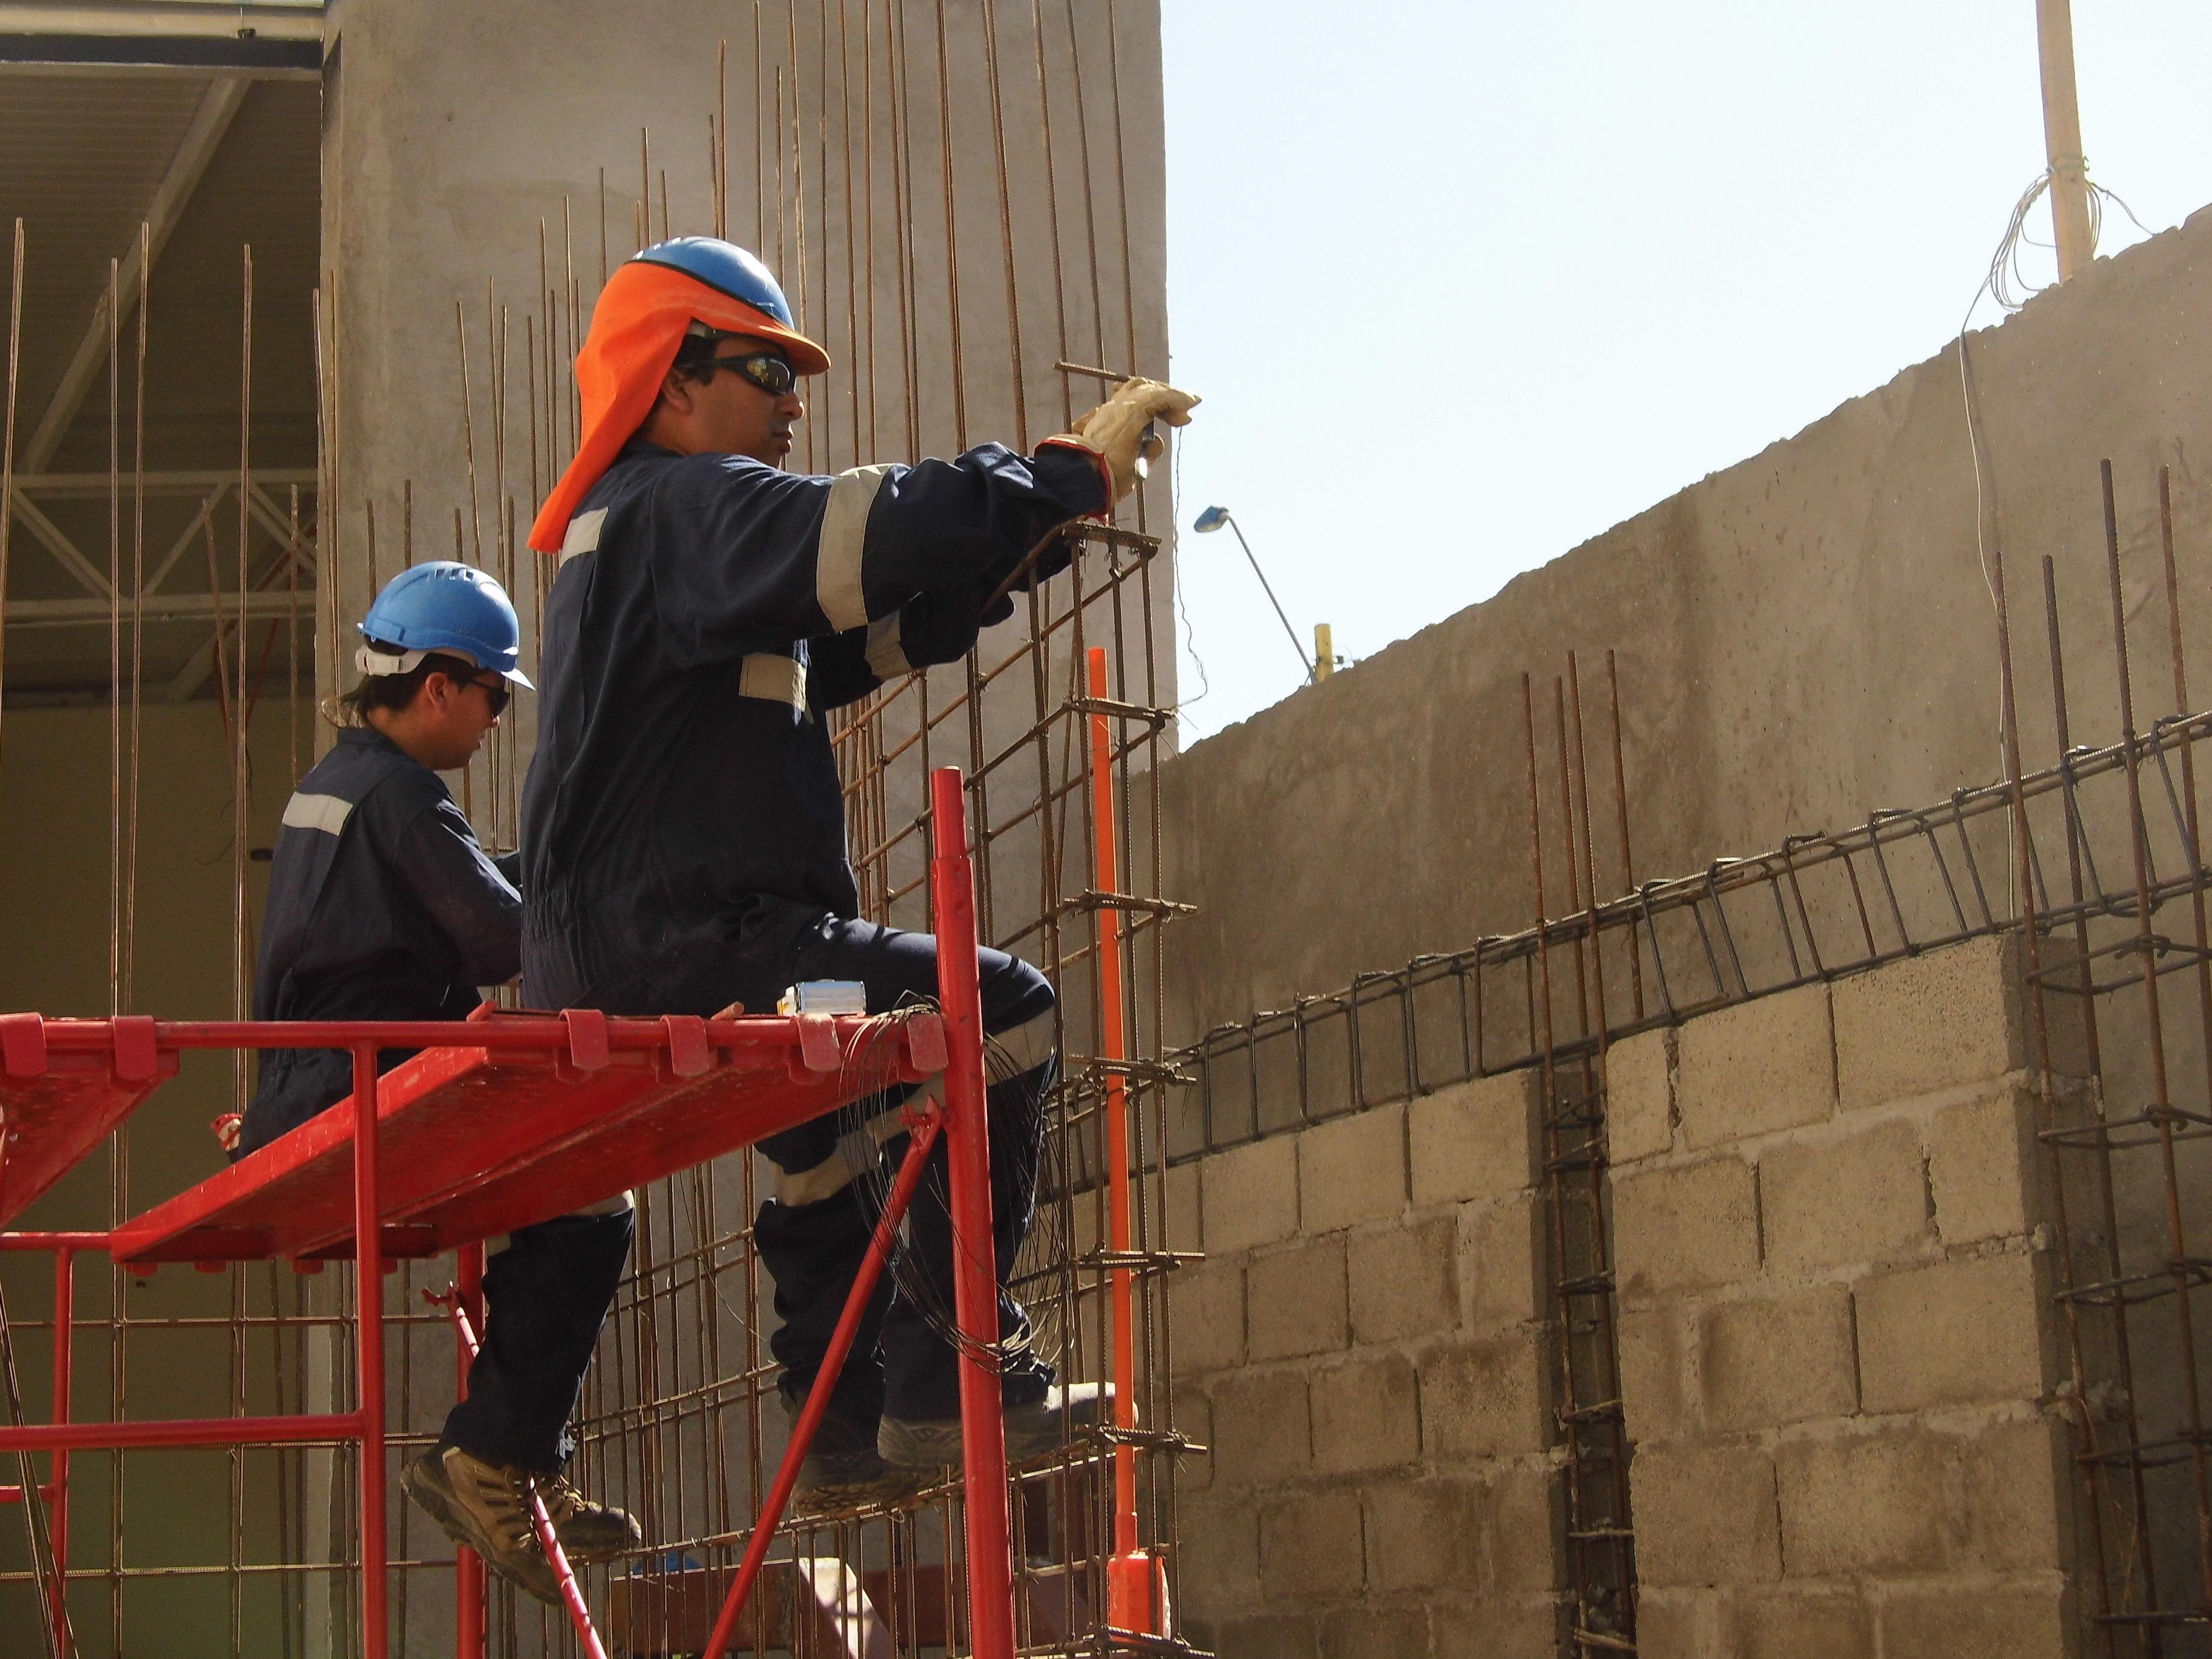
[356,562,533,688]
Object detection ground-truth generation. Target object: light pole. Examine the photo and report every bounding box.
[1192,505,1316,683]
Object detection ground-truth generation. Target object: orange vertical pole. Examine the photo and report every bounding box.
[1087,647,1160,1633]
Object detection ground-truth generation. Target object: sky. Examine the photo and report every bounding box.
[1158,1,2212,744]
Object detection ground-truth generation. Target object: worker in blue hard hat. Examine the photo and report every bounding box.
[519,235,1196,1511]
[240,562,642,1602]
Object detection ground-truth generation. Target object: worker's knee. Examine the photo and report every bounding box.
[979,956,1056,1084]
[980,950,1054,1032]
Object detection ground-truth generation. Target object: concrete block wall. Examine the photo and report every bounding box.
[1164,933,2084,1658]
[1613,936,2080,1658]
[1170,1071,1566,1658]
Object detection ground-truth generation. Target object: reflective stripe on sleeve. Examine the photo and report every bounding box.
[815,464,895,631]
[864,613,912,680]
[280,793,355,835]
[558,507,607,566]
[738,652,808,710]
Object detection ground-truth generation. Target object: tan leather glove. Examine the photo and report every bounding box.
[1052,377,1199,500]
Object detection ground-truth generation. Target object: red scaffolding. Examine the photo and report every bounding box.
[0,767,1025,1659]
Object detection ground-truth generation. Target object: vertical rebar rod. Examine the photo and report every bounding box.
[2100,457,2212,1607]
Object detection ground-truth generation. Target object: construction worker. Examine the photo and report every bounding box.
[521,236,1194,1507]
[242,562,642,1602]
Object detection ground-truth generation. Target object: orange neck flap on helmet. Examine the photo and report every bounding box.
[528,260,832,555]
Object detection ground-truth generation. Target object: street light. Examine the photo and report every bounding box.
[1191,505,1315,682]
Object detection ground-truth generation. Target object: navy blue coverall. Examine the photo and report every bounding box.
[242,726,634,1474]
[520,436,1105,1433]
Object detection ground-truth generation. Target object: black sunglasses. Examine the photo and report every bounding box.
[696,350,797,398]
[466,673,512,717]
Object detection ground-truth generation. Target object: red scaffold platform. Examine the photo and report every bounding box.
[0,766,1024,1659]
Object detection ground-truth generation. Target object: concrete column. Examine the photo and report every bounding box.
[317,0,1173,733]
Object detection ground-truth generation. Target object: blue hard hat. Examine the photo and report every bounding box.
[632,237,796,325]
[626,237,831,374]
[356,562,533,688]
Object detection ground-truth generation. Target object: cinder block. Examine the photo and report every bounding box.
[1962,1415,2067,1572]
[1617,1303,1693,1444]
[1178,1493,1260,1619]
[1929,1084,2039,1246]
[1311,1351,1420,1475]
[1607,1028,1673,1164]
[1259,1488,1364,1601]
[1877,1580,2068,1659]
[1421,1330,1551,1457]
[1775,1429,1949,1576]
[1409,1071,1539,1207]
[1428,1598,1563,1659]
[1613,1156,1760,1300]
[1349,1213,1458,1345]
[1163,1160,1200,1251]
[1206,1615,1317,1659]
[1201,1135,1299,1255]
[1857,1252,2047,1411]
[1631,1441,1782,1586]
[1761,1117,1931,1273]
[1363,1479,1482,1592]
[1734,1588,1872,1659]
[1485,1463,1564,1594]
[1180,1387,1214,1493]
[1320,1607,1425,1659]
[1170,1259,1243,1378]
[1634,1588,1728,1659]
[1247,1235,1350,1360]
[1299,1105,1409,1234]
[1677,983,1835,1147]
[1833,935,2027,1109]
[1208,1368,1310,1488]
[1700,1286,1857,1430]
[1462,1190,1546,1331]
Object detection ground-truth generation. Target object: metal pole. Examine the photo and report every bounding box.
[928,767,1018,1659]
[48,1246,71,1631]
[1222,514,1314,681]
[454,1243,486,1659]
[352,1040,389,1659]
[1087,647,1160,1633]
[2036,0,2094,280]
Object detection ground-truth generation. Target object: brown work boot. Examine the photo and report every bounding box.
[534,1469,643,1561]
[403,1446,560,1606]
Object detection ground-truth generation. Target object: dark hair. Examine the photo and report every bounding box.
[335,646,479,726]
[669,329,723,382]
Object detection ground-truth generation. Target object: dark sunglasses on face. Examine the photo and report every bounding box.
[466,674,512,717]
[697,350,798,398]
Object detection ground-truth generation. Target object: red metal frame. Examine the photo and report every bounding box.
[0,764,1021,1658]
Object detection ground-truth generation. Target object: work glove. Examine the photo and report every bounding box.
[1048,377,1200,502]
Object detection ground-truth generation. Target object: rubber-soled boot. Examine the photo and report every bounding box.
[403,1446,561,1606]
[878,1381,1114,1472]
[784,1392,928,1517]
[534,1471,643,1561]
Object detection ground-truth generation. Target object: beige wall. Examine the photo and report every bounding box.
[0,697,304,1652]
